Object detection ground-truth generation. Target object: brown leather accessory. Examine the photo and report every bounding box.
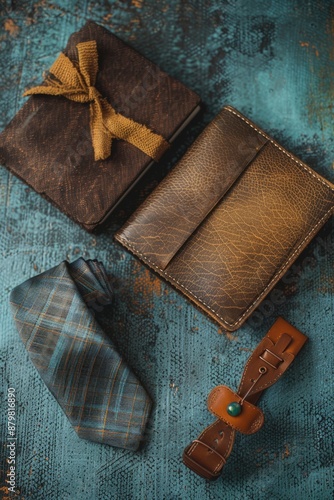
[115,106,334,330]
[183,317,308,480]
[0,21,200,232]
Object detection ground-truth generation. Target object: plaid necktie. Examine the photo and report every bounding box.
[10,258,152,451]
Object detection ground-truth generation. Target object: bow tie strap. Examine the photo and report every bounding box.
[183,318,308,480]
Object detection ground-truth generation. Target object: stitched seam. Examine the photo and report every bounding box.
[116,109,334,328]
[226,107,334,190]
[207,388,218,407]
[187,421,217,456]
[117,206,330,330]
[238,338,291,394]
[250,415,263,432]
[206,388,235,472]
[251,366,292,393]
[238,338,275,392]
[238,346,264,393]
[209,408,262,434]
[188,420,232,471]
[253,353,295,392]
[216,426,234,473]
[239,342,296,395]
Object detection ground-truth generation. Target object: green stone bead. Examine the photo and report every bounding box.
[227,401,242,417]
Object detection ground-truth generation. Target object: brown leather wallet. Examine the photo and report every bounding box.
[183,317,308,480]
[115,106,334,330]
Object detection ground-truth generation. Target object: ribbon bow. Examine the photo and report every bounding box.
[23,40,169,161]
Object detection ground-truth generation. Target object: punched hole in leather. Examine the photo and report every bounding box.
[182,317,308,480]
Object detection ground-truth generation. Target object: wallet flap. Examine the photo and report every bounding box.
[117,108,267,269]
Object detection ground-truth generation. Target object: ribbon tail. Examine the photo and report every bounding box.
[77,41,99,87]
[49,52,85,89]
[23,85,68,97]
[102,101,170,161]
[90,100,113,161]
[23,52,88,101]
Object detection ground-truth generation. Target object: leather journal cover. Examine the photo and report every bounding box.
[0,21,200,232]
[115,106,334,331]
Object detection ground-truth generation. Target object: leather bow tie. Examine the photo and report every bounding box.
[183,318,307,479]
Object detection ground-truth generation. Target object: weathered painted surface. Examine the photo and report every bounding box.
[0,1,333,499]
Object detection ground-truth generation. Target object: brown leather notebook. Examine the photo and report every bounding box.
[0,21,200,232]
[115,106,334,331]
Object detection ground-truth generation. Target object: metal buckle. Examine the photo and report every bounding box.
[259,348,283,369]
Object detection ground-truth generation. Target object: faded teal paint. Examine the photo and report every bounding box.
[0,1,333,499]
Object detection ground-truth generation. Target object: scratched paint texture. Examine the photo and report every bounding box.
[0,1,333,499]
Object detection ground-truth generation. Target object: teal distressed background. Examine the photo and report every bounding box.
[0,1,333,499]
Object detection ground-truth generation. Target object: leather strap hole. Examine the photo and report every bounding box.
[259,366,267,374]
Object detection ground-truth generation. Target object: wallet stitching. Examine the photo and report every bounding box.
[226,107,334,191]
[116,109,334,328]
[117,204,332,329]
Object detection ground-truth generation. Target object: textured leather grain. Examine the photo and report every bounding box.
[0,21,200,232]
[115,106,334,331]
[183,317,308,480]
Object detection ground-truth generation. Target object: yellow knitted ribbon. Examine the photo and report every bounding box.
[23,40,169,161]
